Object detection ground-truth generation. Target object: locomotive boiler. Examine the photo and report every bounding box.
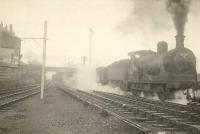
[97,35,197,101]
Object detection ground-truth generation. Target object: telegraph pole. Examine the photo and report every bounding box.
[41,21,47,99]
[21,21,48,99]
[82,56,86,65]
[89,28,94,65]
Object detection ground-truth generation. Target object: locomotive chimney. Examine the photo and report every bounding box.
[175,34,185,49]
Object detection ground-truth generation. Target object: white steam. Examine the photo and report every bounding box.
[62,65,197,105]
[158,132,166,134]
[167,90,189,105]
[140,92,160,100]
[63,65,126,95]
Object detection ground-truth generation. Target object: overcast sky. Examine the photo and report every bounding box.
[0,0,200,71]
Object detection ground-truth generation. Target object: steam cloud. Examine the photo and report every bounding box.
[63,65,126,95]
[166,0,191,35]
[167,90,188,104]
[62,65,196,105]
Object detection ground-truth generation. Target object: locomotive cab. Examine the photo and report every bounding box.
[127,50,168,99]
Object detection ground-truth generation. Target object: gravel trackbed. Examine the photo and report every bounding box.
[0,86,137,134]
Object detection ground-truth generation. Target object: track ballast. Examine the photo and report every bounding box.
[58,85,200,134]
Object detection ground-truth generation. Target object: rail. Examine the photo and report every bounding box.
[0,83,51,109]
[58,85,194,134]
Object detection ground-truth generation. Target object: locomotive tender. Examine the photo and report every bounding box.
[97,35,197,101]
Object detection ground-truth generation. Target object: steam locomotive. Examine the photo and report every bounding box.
[97,35,197,101]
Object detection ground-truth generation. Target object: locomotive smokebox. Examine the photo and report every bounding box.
[175,35,185,49]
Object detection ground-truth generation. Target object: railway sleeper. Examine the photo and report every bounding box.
[156,115,200,134]
[123,111,134,114]
[116,109,130,112]
[63,89,200,134]
[101,106,158,133]
[108,94,200,122]
[121,102,200,133]
[141,120,184,133]
[63,90,158,133]
[71,94,111,117]
[112,93,200,118]
[129,107,197,133]
[127,117,152,122]
[106,96,198,123]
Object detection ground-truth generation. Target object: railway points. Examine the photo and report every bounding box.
[57,84,200,134]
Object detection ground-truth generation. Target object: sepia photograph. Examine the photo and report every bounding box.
[0,0,200,133]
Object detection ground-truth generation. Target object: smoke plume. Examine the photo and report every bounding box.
[117,0,170,34]
[166,0,191,35]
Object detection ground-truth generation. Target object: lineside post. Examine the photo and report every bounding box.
[89,28,95,65]
[40,21,48,99]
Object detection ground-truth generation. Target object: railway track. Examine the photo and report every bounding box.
[58,86,200,134]
[0,84,38,95]
[94,91,200,134]
[0,83,51,109]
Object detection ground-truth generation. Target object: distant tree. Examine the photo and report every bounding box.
[28,60,42,83]
[21,60,42,84]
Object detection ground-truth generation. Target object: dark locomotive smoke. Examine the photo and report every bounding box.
[117,0,198,36]
[166,0,191,35]
[116,0,170,34]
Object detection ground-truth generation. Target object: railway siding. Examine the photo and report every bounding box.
[0,84,50,110]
